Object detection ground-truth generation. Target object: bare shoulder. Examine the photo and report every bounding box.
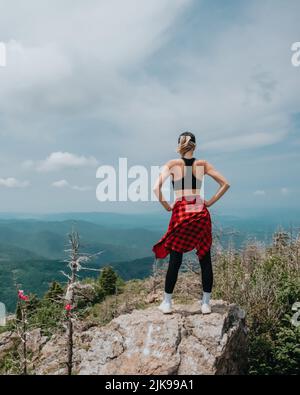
[195,159,214,174]
[195,159,209,170]
[165,159,184,169]
[195,159,207,167]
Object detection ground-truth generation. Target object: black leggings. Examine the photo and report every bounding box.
[164,249,213,294]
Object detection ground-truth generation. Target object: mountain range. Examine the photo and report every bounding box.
[0,208,299,311]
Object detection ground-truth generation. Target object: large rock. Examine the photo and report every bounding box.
[27,328,48,355]
[31,300,247,375]
[77,300,248,375]
[0,331,19,360]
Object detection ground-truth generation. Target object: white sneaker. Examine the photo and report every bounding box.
[158,301,172,314]
[201,303,211,314]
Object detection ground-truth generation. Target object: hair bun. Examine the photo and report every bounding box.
[177,133,196,156]
[180,135,191,143]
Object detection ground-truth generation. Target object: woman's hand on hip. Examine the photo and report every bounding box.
[165,203,173,212]
[161,201,172,211]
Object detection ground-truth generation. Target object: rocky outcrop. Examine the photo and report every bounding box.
[0,331,19,361]
[1,300,247,375]
[33,300,247,375]
[77,300,247,375]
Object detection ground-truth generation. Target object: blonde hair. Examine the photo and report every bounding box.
[176,135,196,156]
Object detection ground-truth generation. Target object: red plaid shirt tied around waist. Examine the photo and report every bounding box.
[152,195,212,260]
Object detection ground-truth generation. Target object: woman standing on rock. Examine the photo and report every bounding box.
[152,132,230,314]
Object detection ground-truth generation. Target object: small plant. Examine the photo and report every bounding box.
[15,289,30,375]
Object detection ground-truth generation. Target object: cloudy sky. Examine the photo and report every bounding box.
[0,0,299,215]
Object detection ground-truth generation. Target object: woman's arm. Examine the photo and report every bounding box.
[153,161,173,211]
[204,161,230,207]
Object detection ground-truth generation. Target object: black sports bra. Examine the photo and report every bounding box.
[171,157,202,191]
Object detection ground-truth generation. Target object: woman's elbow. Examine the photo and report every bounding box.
[223,181,230,189]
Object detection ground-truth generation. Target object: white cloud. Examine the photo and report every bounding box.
[280,187,289,195]
[52,179,69,188]
[36,152,98,172]
[0,0,298,157]
[0,0,192,139]
[253,190,266,196]
[51,179,92,192]
[0,177,30,188]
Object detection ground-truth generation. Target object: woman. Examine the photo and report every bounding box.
[152,132,230,314]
